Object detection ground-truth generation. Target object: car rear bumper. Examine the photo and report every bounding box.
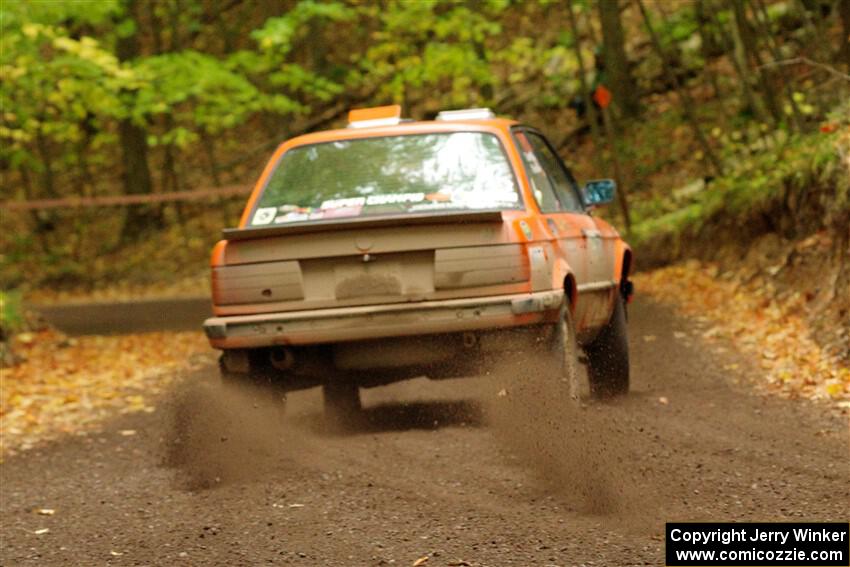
[203,290,563,349]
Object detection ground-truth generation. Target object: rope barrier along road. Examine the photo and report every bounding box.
[0,184,253,211]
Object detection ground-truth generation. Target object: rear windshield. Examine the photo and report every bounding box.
[248,132,521,226]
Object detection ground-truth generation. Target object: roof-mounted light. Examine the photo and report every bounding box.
[436,108,496,121]
[347,105,403,128]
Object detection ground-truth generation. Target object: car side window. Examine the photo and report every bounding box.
[525,132,584,212]
[514,131,564,213]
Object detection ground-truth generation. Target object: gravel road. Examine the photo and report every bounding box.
[2,299,848,566]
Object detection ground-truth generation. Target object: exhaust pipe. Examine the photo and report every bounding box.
[270,347,295,371]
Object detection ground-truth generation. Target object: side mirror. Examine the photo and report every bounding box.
[582,179,616,206]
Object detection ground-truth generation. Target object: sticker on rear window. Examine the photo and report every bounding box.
[321,197,366,210]
[365,192,425,206]
[274,212,309,224]
[252,207,277,225]
[322,206,361,219]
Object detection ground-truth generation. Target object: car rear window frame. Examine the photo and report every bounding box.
[245,130,526,226]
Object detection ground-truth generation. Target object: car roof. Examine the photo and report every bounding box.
[283,117,521,149]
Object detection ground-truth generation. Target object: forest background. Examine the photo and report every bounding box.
[1,0,849,362]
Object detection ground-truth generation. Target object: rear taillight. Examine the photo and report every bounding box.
[434,244,529,289]
[212,261,304,305]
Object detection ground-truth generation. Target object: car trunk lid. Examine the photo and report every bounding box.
[212,212,530,316]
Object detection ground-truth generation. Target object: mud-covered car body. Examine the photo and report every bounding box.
[203,107,632,392]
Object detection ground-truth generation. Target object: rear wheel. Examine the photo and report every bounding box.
[584,295,630,399]
[322,378,362,427]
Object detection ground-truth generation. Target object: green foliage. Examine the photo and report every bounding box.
[631,120,847,248]
[0,0,121,29]
[134,51,297,138]
[0,0,360,201]
[358,0,504,107]
[0,22,125,176]
[655,4,699,46]
[251,0,354,54]
[0,290,24,335]
[239,0,353,105]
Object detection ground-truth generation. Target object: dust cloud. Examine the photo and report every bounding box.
[158,350,666,532]
[160,376,304,490]
[482,348,659,530]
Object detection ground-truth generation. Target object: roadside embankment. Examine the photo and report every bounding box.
[632,123,850,409]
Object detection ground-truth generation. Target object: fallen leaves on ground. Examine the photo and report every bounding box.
[0,329,212,456]
[635,261,849,410]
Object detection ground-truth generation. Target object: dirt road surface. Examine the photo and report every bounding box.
[2,299,848,566]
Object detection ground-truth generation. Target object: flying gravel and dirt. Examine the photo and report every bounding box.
[1,299,848,566]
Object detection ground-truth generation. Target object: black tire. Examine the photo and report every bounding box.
[584,295,630,399]
[322,379,362,427]
[551,304,581,402]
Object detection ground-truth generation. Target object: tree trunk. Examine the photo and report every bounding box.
[838,0,850,68]
[34,129,56,199]
[598,0,640,118]
[566,0,604,173]
[116,120,153,198]
[695,0,724,56]
[116,0,159,242]
[600,106,632,233]
[19,167,51,253]
[694,0,723,99]
[712,4,766,121]
[729,0,783,125]
[635,0,723,176]
[750,0,805,131]
[200,131,223,187]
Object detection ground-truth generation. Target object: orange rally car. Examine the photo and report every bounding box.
[203,106,633,418]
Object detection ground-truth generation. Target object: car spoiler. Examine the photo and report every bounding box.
[222,210,504,241]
